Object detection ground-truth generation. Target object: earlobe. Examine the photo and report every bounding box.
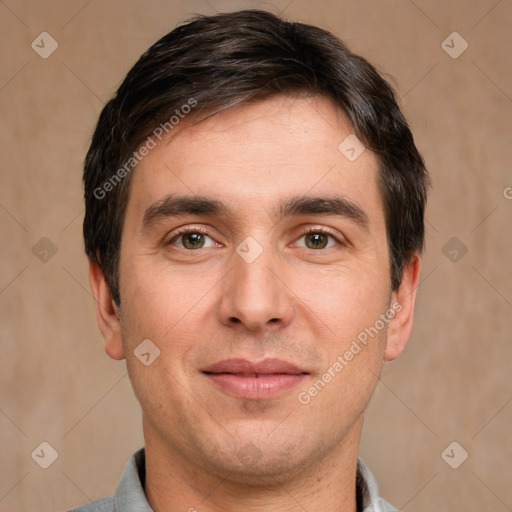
[88,258,125,360]
[384,254,421,361]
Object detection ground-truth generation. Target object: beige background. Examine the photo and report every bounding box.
[1,0,511,510]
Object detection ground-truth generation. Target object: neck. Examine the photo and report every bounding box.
[143,416,363,512]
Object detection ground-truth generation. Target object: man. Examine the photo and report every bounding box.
[75,9,428,512]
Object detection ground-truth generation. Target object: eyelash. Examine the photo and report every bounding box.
[166,225,211,245]
[166,225,345,249]
[296,227,345,248]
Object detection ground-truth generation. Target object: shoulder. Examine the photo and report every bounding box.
[67,448,148,512]
[67,496,114,511]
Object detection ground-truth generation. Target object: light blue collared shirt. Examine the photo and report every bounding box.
[68,448,397,511]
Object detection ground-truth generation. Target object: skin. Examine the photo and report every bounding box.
[89,95,420,512]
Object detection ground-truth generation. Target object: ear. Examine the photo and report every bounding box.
[384,253,421,361]
[88,258,125,360]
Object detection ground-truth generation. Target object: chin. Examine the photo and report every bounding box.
[195,429,331,488]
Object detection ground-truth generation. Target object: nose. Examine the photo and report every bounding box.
[218,244,294,332]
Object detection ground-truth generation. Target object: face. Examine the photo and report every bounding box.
[92,95,419,485]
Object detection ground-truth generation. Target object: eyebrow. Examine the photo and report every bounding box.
[142,196,228,229]
[142,194,369,231]
[276,195,369,230]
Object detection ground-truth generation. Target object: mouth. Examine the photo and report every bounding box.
[201,358,309,400]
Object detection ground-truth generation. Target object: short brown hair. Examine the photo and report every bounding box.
[83,9,429,306]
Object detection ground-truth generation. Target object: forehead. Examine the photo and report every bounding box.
[126,95,384,226]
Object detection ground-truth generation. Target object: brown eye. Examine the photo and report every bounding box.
[168,229,217,250]
[181,232,206,249]
[295,230,340,250]
[304,232,329,249]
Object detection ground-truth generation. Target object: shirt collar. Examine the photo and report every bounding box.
[357,458,397,511]
[113,448,152,511]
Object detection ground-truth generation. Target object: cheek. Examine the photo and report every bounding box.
[297,278,389,419]
[292,264,390,342]
[120,258,216,340]
[118,267,208,413]
[118,261,223,408]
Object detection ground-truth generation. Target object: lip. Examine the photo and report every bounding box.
[202,358,308,400]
